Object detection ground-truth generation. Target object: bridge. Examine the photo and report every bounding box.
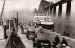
[38,0,72,16]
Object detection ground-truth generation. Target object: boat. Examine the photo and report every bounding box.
[33,16,54,31]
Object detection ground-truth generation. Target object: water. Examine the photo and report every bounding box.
[54,15,75,38]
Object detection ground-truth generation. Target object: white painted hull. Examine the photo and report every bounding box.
[41,22,54,25]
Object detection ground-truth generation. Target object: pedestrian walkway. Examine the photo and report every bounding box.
[37,30,75,48]
[18,33,33,48]
[18,30,75,48]
[5,32,26,48]
[4,27,75,48]
[0,39,6,48]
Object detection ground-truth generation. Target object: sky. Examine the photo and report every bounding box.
[0,0,75,23]
[0,0,34,11]
[0,0,74,12]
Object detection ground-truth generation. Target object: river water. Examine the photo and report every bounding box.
[54,15,75,38]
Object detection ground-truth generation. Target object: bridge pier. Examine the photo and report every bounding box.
[58,4,62,16]
[66,0,71,16]
[50,7,53,15]
[53,6,56,16]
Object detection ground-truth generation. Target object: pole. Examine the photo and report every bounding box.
[16,11,18,32]
[0,0,6,24]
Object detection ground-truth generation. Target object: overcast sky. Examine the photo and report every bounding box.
[0,0,74,12]
[0,0,74,23]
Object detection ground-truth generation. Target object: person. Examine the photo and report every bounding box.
[61,38,68,46]
[5,29,26,48]
[54,35,60,44]
[4,25,8,39]
[65,46,71,48]
[20,24,24,34]
[61,38,69,48]
[53,35,60,48]
[63,31,70,37]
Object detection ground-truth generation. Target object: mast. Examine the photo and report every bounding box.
[0,0,6,25]
[16,11,18,32]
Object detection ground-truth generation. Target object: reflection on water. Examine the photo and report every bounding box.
[54,16,75,38]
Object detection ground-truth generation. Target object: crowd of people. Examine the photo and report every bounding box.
[33,34,71,48]
[2,20,72,48]
[18,23,72,48]
[52,35,71,48]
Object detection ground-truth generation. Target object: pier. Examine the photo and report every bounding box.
[0,0,75,48]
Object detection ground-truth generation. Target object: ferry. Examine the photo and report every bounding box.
[33,16,54,31]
